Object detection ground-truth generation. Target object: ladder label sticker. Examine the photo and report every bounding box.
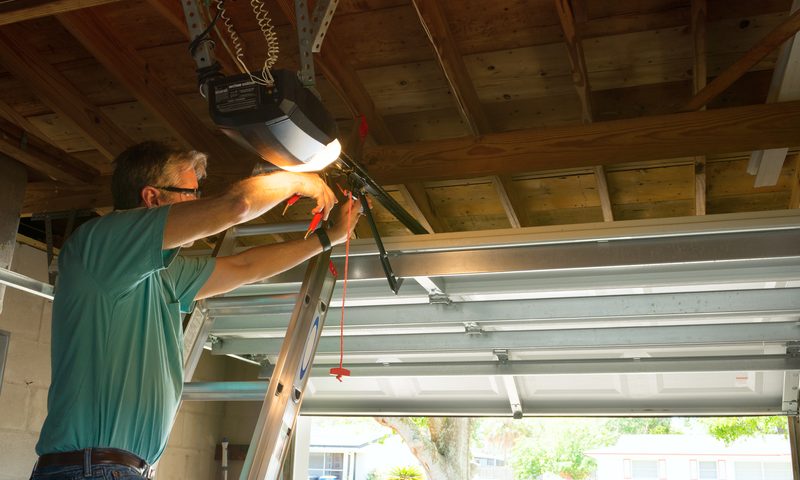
[299,315,320,380]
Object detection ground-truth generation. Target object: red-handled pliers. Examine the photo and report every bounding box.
[282,194,302,216]
[283,194,324,239]
[304,209,324,239]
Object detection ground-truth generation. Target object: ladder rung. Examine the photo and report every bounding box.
[234,222,309,237]
[205,294,299,309]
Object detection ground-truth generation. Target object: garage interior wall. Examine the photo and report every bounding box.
[0,244,260,480]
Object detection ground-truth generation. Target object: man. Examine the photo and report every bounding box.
[30,141,362,479]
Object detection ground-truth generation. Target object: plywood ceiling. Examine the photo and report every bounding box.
[2,0,799,246]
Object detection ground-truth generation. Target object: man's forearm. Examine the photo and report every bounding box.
[195,234,325,299]
[163,172,331,249]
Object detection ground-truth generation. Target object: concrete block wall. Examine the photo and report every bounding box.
[157,353,229,480]
[0,244,53,480]
[0,244,260,480]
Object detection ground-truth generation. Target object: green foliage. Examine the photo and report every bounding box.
[701,416,787,445]
[365,470,380,480]
[510,419,611,480]
[605,417,677,436]
[410,417,429,429]
[387,465,424,479]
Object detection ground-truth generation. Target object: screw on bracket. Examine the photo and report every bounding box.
[493,348,509,364]
[429,292,452,305]
[464,322,483,335]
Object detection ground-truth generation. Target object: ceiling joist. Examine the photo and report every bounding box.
[555,0,613,222]
[363,101,800,184]
[0,24,133,159]
[691,0,708,216]
[0,0,120,26]
[411,0,525,228]
[56,9,250,172]
[685,8,800,111]
[0,116,97,184]
[749,0,800,187]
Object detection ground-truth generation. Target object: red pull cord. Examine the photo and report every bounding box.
[329,191,353,382]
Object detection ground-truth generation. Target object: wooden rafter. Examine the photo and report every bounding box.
[362,101,800,184]
[411,0,490,135]
[685,8,800,111]
[411,0,525,229]
[592,166,614,222]
[691,0,707,216]
[0,98,52,143]
[273,0,394,145]
[492,176,528,228]
[0,0,120,26]
[0,24,133,159]
[0,117,98,184]
[555,0,592,124]
[22,180,111,216]
[749,0,800,187]
[145,0,240,76]
[401,183,445,233]
[790,154,800,209]
[57,9,249,171]
[555,0,613,222]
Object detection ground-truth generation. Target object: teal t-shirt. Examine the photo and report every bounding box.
[36,206,215,464]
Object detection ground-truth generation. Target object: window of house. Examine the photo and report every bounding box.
[0,330,8,395]
[699,461,718,479]
[734,461,792,480]
[631,460,659,479]
[308,452,344,480]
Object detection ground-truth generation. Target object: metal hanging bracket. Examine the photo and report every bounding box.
[295,0,340,86]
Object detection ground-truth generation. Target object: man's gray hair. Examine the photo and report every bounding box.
[111,141,208,210]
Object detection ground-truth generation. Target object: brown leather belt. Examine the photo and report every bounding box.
[37,448,151,476]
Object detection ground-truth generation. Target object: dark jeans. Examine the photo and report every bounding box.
[30,463,149,479]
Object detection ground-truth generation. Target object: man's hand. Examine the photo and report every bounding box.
[279,172,337,220]
[328,196,364,245]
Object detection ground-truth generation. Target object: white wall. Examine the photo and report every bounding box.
[0,244,53,480]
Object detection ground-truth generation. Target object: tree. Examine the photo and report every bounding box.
[511,419,612,480]
[700,416,788,445]
[605,417,677,435]
[374,417,472,480]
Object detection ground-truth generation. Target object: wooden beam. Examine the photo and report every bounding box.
[401,183,445,233]
[750,0,800,187]
[22,180,112,216]
[555,0,593,124]
[273,0,394,145]
[593,166,614,222]
[0,117,97,184]
[145,0,240,76]
[685,8,800,111]
[692,0,707,215]
[0,24,133,159]
[57,9,250,171]
[393,184,435,234]
[409,1,530,229]
[0,98,52,142]
[492,176,530,228]
[555,0,612,221]
[362,101,800,184]
[411,0,490,136]
[0,0,120,26]
[790,154,800,209]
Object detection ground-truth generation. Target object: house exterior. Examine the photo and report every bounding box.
[586,434,792,480]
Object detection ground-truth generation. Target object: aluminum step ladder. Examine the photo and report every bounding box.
[181,223,338,480]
